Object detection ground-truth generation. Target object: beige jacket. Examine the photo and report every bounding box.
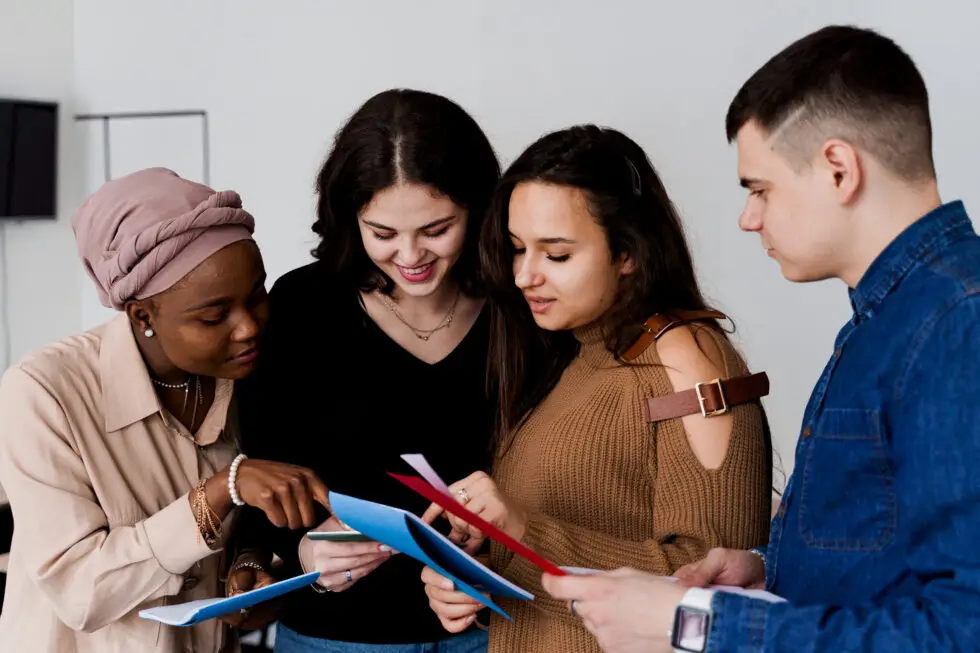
[0,315,241,653]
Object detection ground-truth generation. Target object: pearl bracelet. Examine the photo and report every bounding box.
[228,453,248,507]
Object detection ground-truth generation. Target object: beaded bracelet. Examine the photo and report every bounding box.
[230,559,265,575]
[228,454,248,507]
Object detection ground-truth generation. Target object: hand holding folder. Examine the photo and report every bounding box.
[138,572,321,626]
[325,491,532,619]
[321,454,569,621]
[390,454,567,577]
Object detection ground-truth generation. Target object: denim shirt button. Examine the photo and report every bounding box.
[777,503,787,519]
[835,348,842,360]
[802,426,812,440]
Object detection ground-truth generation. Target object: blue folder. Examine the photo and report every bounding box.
[138,571,321,626]
[328,491,533,619]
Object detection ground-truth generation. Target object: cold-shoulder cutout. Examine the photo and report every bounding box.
[655,325,733,470]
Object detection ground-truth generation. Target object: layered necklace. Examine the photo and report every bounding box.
[151,374,204,432]
[378,288,461,341]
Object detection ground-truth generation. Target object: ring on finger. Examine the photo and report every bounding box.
[456,487,471,505]
[345,569,353,584]
[570,600,579,617]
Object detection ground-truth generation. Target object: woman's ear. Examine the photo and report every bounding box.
[124,299,153,335]
[619,254,635,276]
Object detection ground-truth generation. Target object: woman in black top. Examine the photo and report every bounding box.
[230,89,501,653]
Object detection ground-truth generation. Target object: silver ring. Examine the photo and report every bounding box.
[345,569,353,583]
[570,599,578,617]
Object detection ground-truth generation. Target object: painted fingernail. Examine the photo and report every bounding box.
[442,578,454,590]
[379,544,392,552]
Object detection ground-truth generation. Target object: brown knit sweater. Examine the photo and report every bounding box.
[488,323,771,653]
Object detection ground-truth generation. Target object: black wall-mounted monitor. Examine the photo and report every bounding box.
[0,99,58,219]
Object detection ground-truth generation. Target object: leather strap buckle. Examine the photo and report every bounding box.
[645,372,769,423]
[648,318,681,340]
[695,378,728,417]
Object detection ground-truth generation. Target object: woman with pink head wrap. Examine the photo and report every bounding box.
[0,168,329,653]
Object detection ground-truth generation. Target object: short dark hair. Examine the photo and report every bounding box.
[312,88,500,295]
[725,25,935,181]
[481,124,722,447]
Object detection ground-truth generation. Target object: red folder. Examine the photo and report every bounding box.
[388,472,568,577]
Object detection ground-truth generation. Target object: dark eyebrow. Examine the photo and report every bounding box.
[185,273,267,313]
[362,215,456,231]
[507,233,576,245]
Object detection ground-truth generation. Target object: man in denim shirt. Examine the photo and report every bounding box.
[542,25,980,652]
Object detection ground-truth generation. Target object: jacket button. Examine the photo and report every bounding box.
[802,426,812,440]
[777,504,787,519]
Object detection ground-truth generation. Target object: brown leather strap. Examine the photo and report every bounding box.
[618,309,727,362]
[645,372,770,422]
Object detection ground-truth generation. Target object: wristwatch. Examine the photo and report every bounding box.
[671,587,715,652]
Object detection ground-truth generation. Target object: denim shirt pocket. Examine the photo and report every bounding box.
[798,408,897,551]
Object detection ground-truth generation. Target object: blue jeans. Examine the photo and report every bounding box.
[273,624,488,653]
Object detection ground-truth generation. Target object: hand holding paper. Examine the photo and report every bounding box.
[299,514,393,593]
[672,547,766,591]
[221,563,282,630]
[421,565,489,634]
[541,568,784,653]
[419,470,528,555]
[326,490,533,619]
[394,454,567,577]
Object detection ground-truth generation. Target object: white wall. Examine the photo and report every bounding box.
[0,0,81,369]
[71,0,980,480]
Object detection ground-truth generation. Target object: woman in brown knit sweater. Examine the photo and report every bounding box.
[421,125,773,653]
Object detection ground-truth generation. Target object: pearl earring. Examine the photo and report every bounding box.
[144,328,154,338]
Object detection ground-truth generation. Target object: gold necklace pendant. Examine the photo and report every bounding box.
[379,289,461,341]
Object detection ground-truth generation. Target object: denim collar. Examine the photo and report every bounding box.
[848,200,972,318]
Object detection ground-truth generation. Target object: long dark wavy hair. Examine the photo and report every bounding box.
[311,88,500,296]
[481,125,729,449]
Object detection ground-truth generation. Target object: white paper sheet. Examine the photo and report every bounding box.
[559,566,786,603]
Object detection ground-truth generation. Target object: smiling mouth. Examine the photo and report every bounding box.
[396,262,434,275]
[395,261,436,282]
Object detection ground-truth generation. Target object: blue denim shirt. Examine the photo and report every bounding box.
[708,200,980,651]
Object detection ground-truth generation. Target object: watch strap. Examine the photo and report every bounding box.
[671,587,715,653]
[680,587,716,611]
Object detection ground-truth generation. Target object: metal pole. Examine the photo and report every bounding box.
[102,116,111,182]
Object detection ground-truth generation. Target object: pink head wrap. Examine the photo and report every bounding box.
[72,167,256,310]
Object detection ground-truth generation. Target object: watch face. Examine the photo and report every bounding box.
[671,607,710,652]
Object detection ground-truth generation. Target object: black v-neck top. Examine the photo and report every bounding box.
[234,261,494,644]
